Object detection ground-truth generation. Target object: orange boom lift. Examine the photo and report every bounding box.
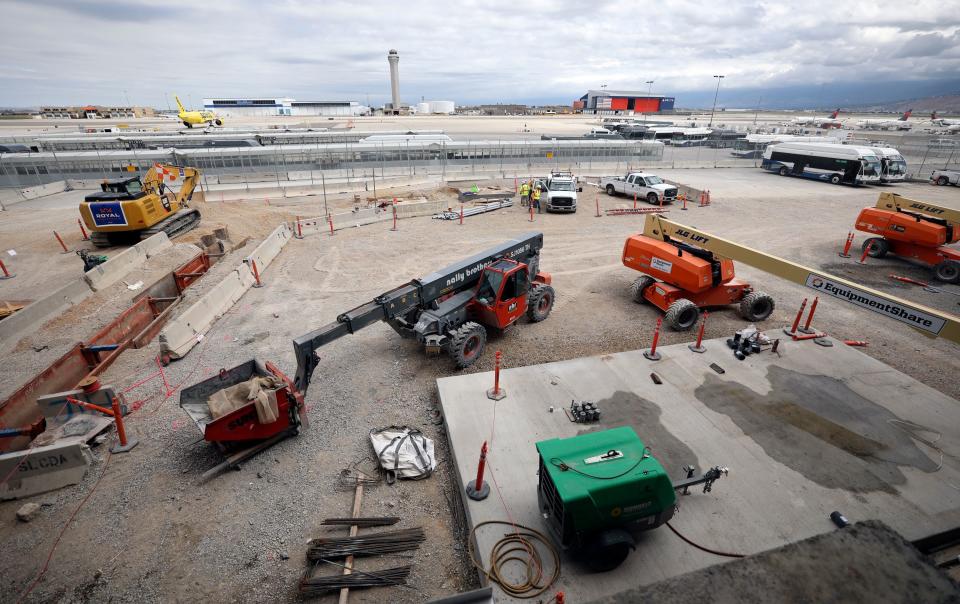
[855,192,960,283]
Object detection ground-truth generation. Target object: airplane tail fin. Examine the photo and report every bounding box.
[175,95,185,113]
[830,109,839,119]
[901,109,912,121]
[931,111,938,121]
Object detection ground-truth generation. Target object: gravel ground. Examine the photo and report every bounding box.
[0,168,958,602]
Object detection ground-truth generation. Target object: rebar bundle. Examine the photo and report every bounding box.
[321,516,400,528]
[306,527,426,560]
[432,199,514,220]
[298,565,412,595]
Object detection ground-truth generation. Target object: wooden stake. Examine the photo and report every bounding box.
[338,472,365,604]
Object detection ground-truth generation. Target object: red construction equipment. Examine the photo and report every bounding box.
[854,192,960,283]
[623,230,775,331]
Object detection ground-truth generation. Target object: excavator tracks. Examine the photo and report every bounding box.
[139,208,201,242]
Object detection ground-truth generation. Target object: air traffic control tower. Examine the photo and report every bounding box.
[388,49,401,114]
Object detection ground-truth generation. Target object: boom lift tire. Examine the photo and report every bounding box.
[630,276,655,304]
[646,192,659,204]
[934,260,960,284]
[664,298,700,331]
[449,322,487,369]
[862,237,890,258]
[739,291,775,322]
[527,285,556,322]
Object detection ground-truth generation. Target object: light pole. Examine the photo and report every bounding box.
[646,80,654,95]
[708,75,724,127]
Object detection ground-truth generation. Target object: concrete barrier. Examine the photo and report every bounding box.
[159,264,256,359]
[0,180,69,207]
[83,233,172,291]
[0,278,93,350]
[135,232,173,258]
[243,224,292,275]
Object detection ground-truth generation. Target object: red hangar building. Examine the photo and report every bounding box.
[574,90,675,114]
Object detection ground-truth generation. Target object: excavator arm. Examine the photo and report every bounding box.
[641,214,960,343]
[142,163,201,208]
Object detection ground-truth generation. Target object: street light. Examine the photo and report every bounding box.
[708,75,725,127]
[646,80,654,95]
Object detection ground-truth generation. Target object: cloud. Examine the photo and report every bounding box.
[0,0,958,107]
[894,32,958,58]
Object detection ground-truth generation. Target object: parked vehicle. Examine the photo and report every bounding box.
[599,171,678,204]
[761,142,882,185]
[931,169,960,186]
[535,170,582,213]
[869,147,908,183]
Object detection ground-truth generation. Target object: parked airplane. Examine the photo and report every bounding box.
[176,95,223,128]
[931,111,960,127]
[794,109,842,128]
[856,110,912,131]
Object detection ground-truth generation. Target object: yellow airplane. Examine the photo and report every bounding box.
[175,95,223,128]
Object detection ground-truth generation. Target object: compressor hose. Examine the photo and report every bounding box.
[468,520,561,599]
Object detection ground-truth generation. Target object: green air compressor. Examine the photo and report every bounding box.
[537,426,727,571]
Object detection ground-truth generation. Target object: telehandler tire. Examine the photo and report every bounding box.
[862,237,889,258]
[527,285,555,322]
[739,291,775,322]
[934,260,960,284]
[630,276,655,304]
[664,298,699,331]
[449,322,487,368]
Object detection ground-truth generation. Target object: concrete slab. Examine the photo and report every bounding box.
[588,520,960,604]
[437,337,960,602]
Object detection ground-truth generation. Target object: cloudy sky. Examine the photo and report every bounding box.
[1,0,959,109]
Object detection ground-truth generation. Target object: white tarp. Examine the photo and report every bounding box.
[369,426,436,481]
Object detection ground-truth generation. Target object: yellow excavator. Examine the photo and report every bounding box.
[78,163,202,248]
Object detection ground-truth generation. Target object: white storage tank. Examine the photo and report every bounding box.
[428,101,455,114]
[417,102,431,114]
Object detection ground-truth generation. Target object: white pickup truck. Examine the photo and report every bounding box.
[599,171,678,204]
[534,170,582,213]
[931,169,960,186]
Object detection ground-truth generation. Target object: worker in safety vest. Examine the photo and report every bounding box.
[519,181,530,206]
[531,186,541,212]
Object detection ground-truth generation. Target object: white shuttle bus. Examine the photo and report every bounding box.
[869,147,908,183]
[762,142,882,185]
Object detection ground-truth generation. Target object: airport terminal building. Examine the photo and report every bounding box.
[575,90,675,115]
[201,98,370,117]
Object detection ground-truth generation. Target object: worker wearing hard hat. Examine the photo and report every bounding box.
[531,185,542,213]
[519,181,530,206]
